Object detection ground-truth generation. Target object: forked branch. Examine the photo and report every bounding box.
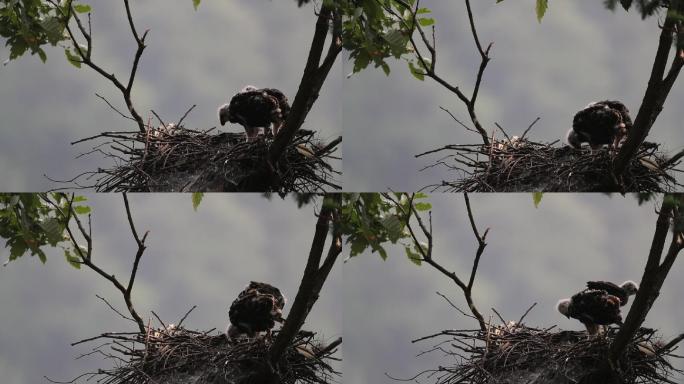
[269,6,343,164]
[386,192,489,331]
[609,193,684,365]
[46,193,148,334]
[269,194,343,364]
[614,2,684,175]
[49,0,148,133]
[386,0,492,145]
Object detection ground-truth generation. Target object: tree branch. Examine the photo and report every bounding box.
[609,194,684,365]
[269,194,342,364]
[613,2,684,175]
[659,332,684,352]
[50,193,148,334]
[54,0,148,133]
[268,7,343,165]
[391,192,488,332]
[389,0,492,145]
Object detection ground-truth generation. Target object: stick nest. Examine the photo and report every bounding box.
[417,138,682,192]
[71,125,341,192]
[413,324,680,384]
[71,326,340,384]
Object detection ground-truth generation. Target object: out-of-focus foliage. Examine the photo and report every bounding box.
[497,0,674,22]
[0,193,89,268]
[0,0,91,63]
[340,193,431,265]
[603,0,670,18]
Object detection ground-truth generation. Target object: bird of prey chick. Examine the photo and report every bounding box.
[226,281,287,341]
[218,85,290,142]
[567,100,632,151]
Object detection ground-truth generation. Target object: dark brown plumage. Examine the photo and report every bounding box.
[558,289,623,335]
[567,100,632,150]
[218,86,290,141]
[586,280,638,306]
[227,282,286,339]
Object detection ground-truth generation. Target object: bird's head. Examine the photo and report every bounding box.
[217,103,230,126]
[240,85,259,93]
[556,298,571,318]
[620,280,639,296]
[566,128,582,149]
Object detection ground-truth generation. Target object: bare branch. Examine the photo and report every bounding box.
[392,193,488,332]
[47,193,148,334]
[389,0,492,145]
[660,333,684,352]
[56,1,148,132]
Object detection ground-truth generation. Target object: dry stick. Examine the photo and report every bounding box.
[614,3,684,176]
[57,193,148,334]
[395,192,488,332]
[609,194,684,366]
[390,0,491,145]
[269,7,342,165]
[660,333,684,352]
[269,194,343,365]
[55,0,148,133]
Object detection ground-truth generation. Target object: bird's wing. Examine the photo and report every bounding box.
[586,281,628,305]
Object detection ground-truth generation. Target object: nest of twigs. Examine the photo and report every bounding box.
[73,325,340,384]
[418,138,682,192]
[413,323,680,384]
[71,125,341,192]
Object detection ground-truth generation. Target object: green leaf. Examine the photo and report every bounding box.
[73,4,92,13]
[408,61,425,81]
[36,249,47,264]
[381,214,403,243]
[64,250,81,269]
[536,0,548,22]
[350,238,369,256]
[381,62,390,76]
[414,202,431,211]
[73,205,91,215]
[9,241,27,260]
[620,0,632,11]
[39,218,63,245]
[64,48,82,68]
[192,192,204,211]
[405,246,422,266]
[532,192,543,208]
[418,17,435,27]
[193,0,201,10]
[37,48,47,63]
[376,245,388,260]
